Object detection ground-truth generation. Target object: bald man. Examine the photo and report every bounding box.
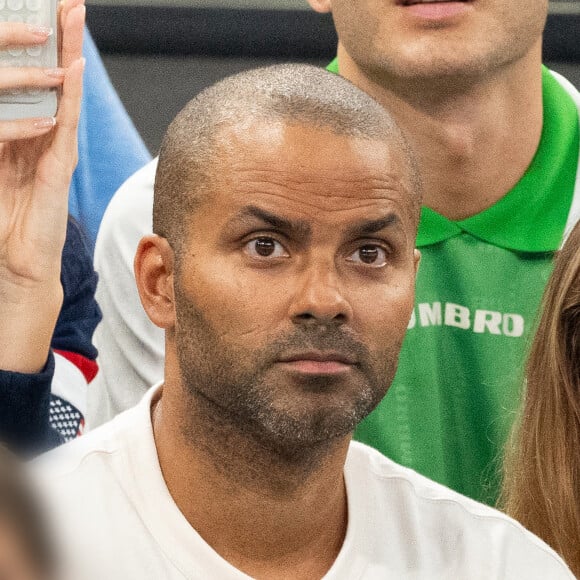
[39,65,572,579]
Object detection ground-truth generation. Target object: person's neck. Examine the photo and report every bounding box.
[338,42,544,219]
[153,377,350,580]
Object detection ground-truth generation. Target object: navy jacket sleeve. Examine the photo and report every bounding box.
[52,217,102,359]
[0,219,101,455]
[0,353,63,456]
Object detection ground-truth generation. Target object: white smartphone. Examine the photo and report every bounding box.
[0,0,59,121]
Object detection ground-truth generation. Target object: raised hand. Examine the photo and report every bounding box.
[0,0,85,373]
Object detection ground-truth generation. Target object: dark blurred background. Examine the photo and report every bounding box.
[86,0,580,154]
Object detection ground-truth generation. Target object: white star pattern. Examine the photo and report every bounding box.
[49,396,85,441]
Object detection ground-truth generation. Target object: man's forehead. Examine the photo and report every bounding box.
[214,118,405,173]
[200,119,419,225]
[212,127,408,193]
[211,167,414,231]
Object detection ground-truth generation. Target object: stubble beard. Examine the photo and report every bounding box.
[173,289,399,462]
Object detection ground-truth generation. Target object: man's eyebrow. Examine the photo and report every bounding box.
[347,214,401,237]
[228,205,311,239]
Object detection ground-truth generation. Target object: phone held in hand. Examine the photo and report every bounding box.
[0,0,58,120]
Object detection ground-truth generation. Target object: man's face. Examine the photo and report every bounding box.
[311,0,548,80]
[172,121,419,451]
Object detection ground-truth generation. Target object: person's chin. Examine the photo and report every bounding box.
[264,377,380,437]
[366,31,495,78]
[270,362,368,399]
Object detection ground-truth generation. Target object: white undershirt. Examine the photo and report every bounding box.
[37,385,573,580]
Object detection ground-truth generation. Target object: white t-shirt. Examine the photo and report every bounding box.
[38,386,572,580]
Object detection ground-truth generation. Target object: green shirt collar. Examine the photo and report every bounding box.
[327,60,580,253]
[327,58,339,74]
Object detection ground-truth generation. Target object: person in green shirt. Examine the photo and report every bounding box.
[308,0,580,504]
[90,0,579,507]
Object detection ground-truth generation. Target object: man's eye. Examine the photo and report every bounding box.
[244,237,289,259]
[347,245,388,267]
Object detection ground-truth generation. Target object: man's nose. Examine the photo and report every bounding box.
[289,264,353,327]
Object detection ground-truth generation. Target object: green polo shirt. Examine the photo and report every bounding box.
[329,60,580,504]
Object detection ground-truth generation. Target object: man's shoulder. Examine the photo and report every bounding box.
[549,69,580,107]
[348,442,573,577]
[349,441,540,532]
[34,402,140,483]
[32,397,158,580]
[549,69,580,241]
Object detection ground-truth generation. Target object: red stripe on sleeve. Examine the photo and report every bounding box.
[53,350,99,383]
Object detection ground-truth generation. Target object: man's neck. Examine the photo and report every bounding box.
[153,380,349,580]
[338,42,545,220]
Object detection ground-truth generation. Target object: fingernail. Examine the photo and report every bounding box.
[27,25,53,37]
[44,68,65,78]
[34,117,56,130]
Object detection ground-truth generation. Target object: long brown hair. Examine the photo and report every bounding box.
[501,220,580,575]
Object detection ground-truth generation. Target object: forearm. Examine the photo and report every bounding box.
[0,284,63,374]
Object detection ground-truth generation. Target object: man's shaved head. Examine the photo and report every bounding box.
[139,63,422,460]
[153,63,421,252]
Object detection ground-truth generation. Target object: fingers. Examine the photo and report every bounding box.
[59,0,85,26]
[0,2,84,98]
[0,67,65,91]
[0,4,84,144]
[31,56,83,218]
[59,1,85,69]
[0,22,53,48]
[0,116,55,142]
[55,3,85,136]
[50,56,84,165]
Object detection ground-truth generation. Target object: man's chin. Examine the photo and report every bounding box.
[252,394,380,452]
[360,37,509,83]
[251,418,354,462]
[250,368,389,447]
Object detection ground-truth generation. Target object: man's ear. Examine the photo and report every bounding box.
[134,235,176,330]
[306,0,332,14]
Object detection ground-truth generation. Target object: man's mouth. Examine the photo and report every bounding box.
[277,351,357,375]
[396,0,473,18]
[279,351,357,364]
[399,0,470,4]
